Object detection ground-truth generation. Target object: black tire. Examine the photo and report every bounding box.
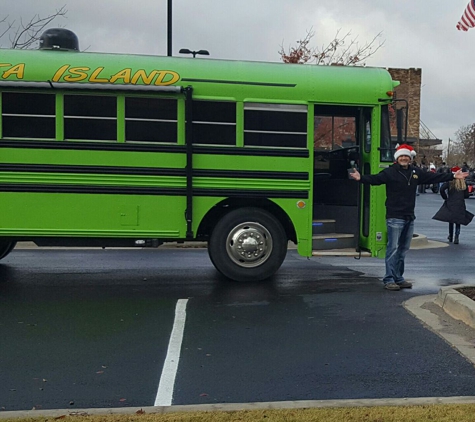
[208,208,287,282]
[0,241,16,260]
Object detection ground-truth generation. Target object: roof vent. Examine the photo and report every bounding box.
[39,28,79,52]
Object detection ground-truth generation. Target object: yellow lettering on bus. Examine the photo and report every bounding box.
[52,64,70,82]
[131,69,159,85]
[110,68,132,84]
[49,64,180,86]
[2,63,25,79]
[64,67,90,82]
[89,67,109,83]
[154,71,179,86]
[0,63,12,78]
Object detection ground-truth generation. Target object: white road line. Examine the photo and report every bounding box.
[154,298,189,406]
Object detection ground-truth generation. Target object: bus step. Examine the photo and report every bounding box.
[311,248,372,257]
[312,233,355,250]
[312,219,336,234]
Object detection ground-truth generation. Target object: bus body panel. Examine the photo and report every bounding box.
[0,43,399,279]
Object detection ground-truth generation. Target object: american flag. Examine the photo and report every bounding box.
[457,0,475,31]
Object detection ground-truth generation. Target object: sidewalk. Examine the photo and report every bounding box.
[404,286,475,367]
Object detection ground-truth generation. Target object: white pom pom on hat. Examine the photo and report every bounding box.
[394,144,416,161]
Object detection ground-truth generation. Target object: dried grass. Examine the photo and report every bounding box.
[4,404,475,422]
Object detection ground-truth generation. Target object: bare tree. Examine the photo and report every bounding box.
[452,123,475,167]
[445,138,466,167]
[279,28,384,66]
[0,6,67,49]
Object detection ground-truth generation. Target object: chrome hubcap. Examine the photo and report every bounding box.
[226,222,273,268]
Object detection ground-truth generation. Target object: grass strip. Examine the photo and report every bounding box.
[3,404,475,422]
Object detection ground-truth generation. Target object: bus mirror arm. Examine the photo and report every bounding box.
[392,99,409,144]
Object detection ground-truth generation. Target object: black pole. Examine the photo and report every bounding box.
[167,0,172,56]
[184,86,194,238]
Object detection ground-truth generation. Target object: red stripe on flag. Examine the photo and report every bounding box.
[468,2,475,19]
[457,0,475,31]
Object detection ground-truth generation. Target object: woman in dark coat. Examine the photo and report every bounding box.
[433,166,474,244]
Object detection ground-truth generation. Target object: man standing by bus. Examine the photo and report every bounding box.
[349,144,468,291]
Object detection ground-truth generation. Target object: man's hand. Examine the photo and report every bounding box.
[349,169,361,181]
[454,170,469,179]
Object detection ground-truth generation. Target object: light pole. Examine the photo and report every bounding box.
[167,0,172,56]
[179,48,210,58]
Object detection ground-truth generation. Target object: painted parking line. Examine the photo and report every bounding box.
[154,298,189,406]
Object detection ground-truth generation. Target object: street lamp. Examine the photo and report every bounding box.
[179,48,210,58]
[167,0,172,56]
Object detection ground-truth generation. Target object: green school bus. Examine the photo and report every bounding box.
[0,29,400,281]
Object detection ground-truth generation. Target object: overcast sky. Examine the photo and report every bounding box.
[1,1,473,150]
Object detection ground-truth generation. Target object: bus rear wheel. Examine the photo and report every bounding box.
[0,241,16,260]
[208,208,287,282]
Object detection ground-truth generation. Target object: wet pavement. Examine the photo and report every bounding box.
[1,193,475,411]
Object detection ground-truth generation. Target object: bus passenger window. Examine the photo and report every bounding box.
[64,95,116,141]
[364,116,371,153]
[125,97,177,143]
[314,116,333,150]
[2,92,55,139]
[192,100,236,145]
[244,103,307,148]
[380,105,392,162]
[314,114,356,151]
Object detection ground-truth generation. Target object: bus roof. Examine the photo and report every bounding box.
[0,48,398,105]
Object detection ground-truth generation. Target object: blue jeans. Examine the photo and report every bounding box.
[383,218,414,284]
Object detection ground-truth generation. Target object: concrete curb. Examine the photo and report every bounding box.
[410,233,448,250]
[404,294,475,368]
[14,236,439,251]
[435,284,475,330]
[2,396,475,419]
[13,241,209,250]
[13,241,299,251]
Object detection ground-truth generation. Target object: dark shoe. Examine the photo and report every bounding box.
[384,282,400,291]
[448,235,453,243]
[397,281,413,289]
[454,236,459,244]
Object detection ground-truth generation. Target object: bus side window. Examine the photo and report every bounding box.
[125,97,177,143]
[379,105,392,162]
[364,114,371,154]
[64,94,117,141]
[244,103,307,148]
[314,114,356,151]
[192,100,236,145]
[2,92,55,139]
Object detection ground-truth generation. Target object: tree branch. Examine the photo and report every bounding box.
[1,6,67,49]
[280,28,385,66]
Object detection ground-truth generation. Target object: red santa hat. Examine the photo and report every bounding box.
[451,166,461,173]
[394,144,416,161]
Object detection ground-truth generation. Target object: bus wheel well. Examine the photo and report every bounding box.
[197,198,297,244]
[0,240,16,260]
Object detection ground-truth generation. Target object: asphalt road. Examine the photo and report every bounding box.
[1,192,475,412]
[326,190,475,291]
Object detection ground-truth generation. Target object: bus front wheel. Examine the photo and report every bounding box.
[0,241,16,260]
[208,208,287,282]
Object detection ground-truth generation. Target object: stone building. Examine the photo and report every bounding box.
[387,67,442,164]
